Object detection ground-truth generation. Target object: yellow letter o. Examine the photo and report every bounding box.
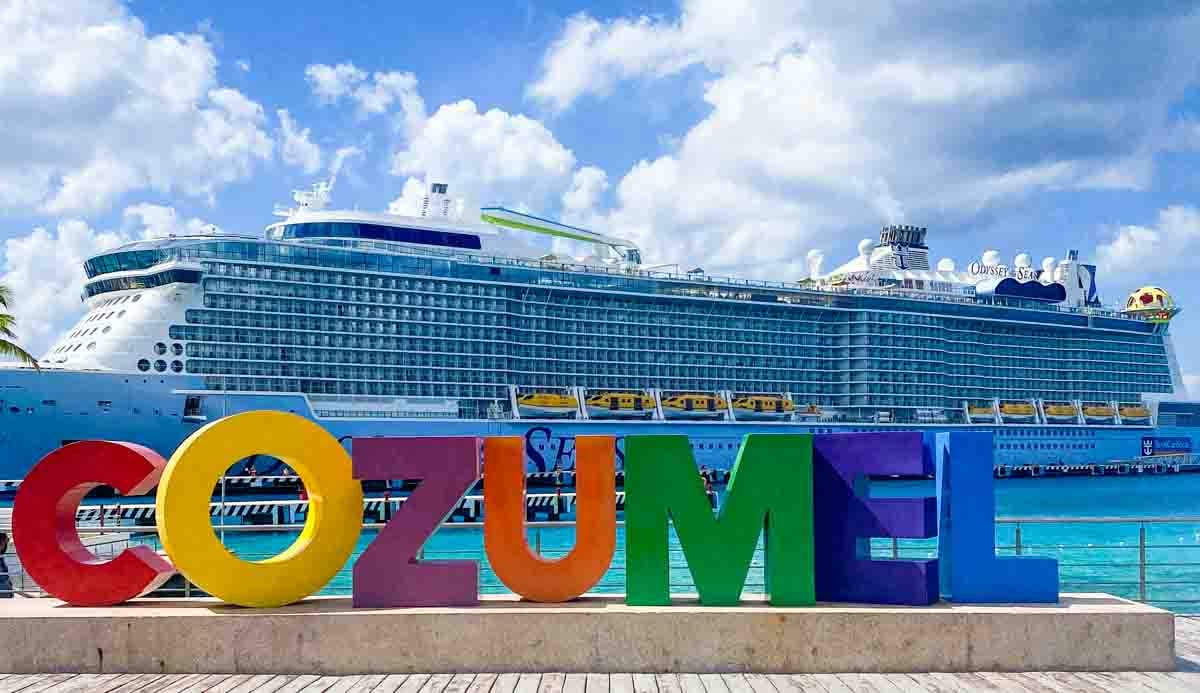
[156,411,363,607]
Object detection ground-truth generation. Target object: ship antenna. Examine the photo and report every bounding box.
[275,176,335,218]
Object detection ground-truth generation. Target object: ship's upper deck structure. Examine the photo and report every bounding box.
[40,183,1184,425]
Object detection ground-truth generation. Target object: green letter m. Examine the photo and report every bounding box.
[624,434,814,606]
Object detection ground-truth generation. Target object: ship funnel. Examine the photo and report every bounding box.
[421,183,451,218]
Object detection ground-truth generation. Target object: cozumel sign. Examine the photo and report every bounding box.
[11,411,1059,609]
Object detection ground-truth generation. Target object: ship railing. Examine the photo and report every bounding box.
[5,513,1200,611]
[292,240,1137,320]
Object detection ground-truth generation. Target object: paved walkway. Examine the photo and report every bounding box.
[2,616,1199,692]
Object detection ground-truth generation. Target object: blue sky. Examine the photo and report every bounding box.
[5,1,1200,386]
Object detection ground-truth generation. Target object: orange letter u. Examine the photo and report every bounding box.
[484,435,616,602]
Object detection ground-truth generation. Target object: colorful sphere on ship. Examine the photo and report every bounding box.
[1124,286,1177,323]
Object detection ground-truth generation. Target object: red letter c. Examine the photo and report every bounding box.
[12,441,174,605]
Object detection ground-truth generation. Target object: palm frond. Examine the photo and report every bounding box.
[0,284,38,369]
[0,339,39,369]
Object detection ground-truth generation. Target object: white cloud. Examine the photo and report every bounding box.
[526,1,1200,276]
[329,145,365,180]
[306,62,367,103]
[1095,206,1200,274]
[121,203,219,238]
[561,166,608,219]
[0,0,274,215]
[305,62,426,135]
[1184,374,1200,399]
[277,109,323,175]
[527,3,810,112]
[388,99,577,216]
[0,204,216,355]
[387,178,432,217]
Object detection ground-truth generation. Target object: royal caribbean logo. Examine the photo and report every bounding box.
[1142,436,1192,456]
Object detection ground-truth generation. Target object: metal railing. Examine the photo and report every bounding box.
[5,509,1200,611]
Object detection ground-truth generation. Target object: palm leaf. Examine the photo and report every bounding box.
[0,339,38,368]
[0,293,39,369]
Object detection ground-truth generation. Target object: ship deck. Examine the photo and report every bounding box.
[2,615,1198,691]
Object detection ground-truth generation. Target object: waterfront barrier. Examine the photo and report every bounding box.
[62,490,643,525]
[9,515,1200,609]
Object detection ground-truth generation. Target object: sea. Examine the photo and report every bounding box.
[196,472,1200,612]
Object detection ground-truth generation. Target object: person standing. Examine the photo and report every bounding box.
[0,532,13,598]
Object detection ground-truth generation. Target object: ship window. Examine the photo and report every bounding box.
[86,342,96,351]
[281,222,483,250]
[102,326,111,334]
[132,294,141,303]
[171,360,183,373]
[154,360,167,372]
[172,343,184,355]
[137,359,150,372]
[85,269,200,299]
[154,342,167,355]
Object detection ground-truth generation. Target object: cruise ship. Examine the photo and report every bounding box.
[1,180,1198,481]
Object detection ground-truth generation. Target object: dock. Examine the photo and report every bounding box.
[0,594,1176,676]
[0,613,1198,692]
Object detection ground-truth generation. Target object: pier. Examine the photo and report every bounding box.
[0,594,1177,675]
[996,453,1200,478]
[2,656,1199,693]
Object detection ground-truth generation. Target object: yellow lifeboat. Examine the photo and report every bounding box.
[732,395,795,420]
[967,405,995,422]
[999,401,1036,423]
[516,392,579,418]
[1043,403,1079,422]
[1082,404,1116,422]
[1119,405,1151,423]
[662,393,727,419]
[585,391,655,418]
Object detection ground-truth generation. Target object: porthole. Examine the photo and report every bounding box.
[170,360,183,373]
[154,342,167,355]
[154,360,167,372]
[118,310,126,318]
[137,359,150,372]
[86,342,96,351]
[172,343,184,356]
[102,326,111,334]
[132,294,142,303]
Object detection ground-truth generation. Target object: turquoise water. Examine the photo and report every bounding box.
[185,473,1200,611]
